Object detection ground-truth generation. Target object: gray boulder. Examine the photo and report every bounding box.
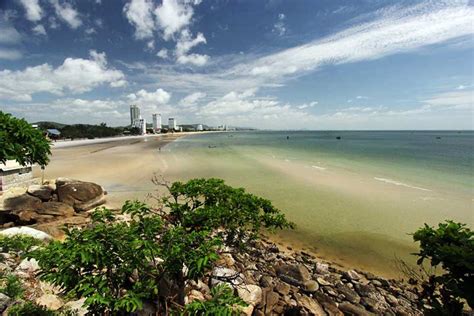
[27,185,54,201]
[57,180,105,211]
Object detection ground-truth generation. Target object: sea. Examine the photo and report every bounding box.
[160,131,474,277]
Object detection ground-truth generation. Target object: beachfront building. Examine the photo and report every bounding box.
[130,105,140,127]
[0,161,34,193]
[152,114,161,133]
[168,118,177,131]
[139,118,146,135]
[197,124,203,131]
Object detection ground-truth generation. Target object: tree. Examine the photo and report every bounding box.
[0,111,51,167]
[31,178,294,314]
[413,221,474,314]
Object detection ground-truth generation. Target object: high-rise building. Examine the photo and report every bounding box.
[196,124,203,131]
[168,118,177,131]
[139,118,146,135]
[130,105,140,127]
[152,114,161,132]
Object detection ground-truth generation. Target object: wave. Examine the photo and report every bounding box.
[311,165,327,171]
[374,177,431,191]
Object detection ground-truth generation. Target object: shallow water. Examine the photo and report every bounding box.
[157,131,473,277]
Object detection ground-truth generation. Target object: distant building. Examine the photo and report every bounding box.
[139,118,146,135]
[0,161,34,193]
[197,124,203,131]
[46,129,61,139]
[152,114,161,132]
[168,118,177,131]
[130,105,140,127]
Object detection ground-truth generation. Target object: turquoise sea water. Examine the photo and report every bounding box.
[162,131,473,276]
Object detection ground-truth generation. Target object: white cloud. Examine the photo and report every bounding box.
[356,95,369,99]
[0,24,21,44]
[0,50,125,101]
[123,0,155,39]
[175,30,208,65]
[18,0,43,22]
[180,91,206,106]
[32,24,47,36]
[297,101,318,109]
[456,84,466,90]
[273,13,286,36]
[127,88,171,106]
[85,27,96,35]
[422,89,473,110]
[0,49,22,60]
[154,0,196,40]
[157,48,169,59]
[50,0,82,29]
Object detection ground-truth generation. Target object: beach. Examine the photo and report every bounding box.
[36,131,474,278]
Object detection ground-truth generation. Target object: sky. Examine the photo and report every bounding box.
[0,0,473,130]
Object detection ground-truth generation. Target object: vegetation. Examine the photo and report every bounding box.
[0,235,43,254]
[413,220,474,314]
[7,302,56,316]
[56,123,123,139]
[0,111,51,167]
[183,284,246,315]
[30,178,294,314]
[0,273,24,299]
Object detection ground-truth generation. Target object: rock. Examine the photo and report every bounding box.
[338,302,374,316]
[15,210,38,224]
[303,280,319,292]
[315,262,329,274]
[386,294,398,306]
[0,227,52,240]
[15,258,40,276]
[345,270,362,281]
[137,301,157,316]
[275,282,291,295]
[2,193,42,211]
[260,275,274,288]
[186,290,205,304]
[0,293,11,312]
[211,267,243,286]
[264,291,280,314]
[240,304,254,316]
[317,277,332,286]
[294,293,326,315]
[62,298,88,315]
[216,253,235,267]
[336,283,360,304]
[277,264,311,287]
[371,280,382,287]
[57,180,105,211]
[36,294,64,311]
[37,202,75,217]
[237,284,262,306]
[27,185,54,201]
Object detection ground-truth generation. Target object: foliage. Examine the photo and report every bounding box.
[58,123,123,140]
[182,284,246,316]
[31,179,293,314]
[0,111,51,167]
[0,273,24,299]
[8,301,56,316]
[413,221,474,314]
[0,235,42,254]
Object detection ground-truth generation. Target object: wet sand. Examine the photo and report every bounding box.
[34,134,181,207]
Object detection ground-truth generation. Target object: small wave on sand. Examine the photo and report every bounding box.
[311,165,327,171]
[374,177,431,191]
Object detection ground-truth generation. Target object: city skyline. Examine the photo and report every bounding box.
[0,0,473,130]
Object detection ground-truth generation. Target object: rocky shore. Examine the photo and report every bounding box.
[0,179,425,315]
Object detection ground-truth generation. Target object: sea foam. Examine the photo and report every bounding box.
[374,177,431,191]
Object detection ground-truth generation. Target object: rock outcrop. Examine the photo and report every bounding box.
[0,178,106,228]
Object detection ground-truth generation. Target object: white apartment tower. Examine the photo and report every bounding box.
[168,118,177,131]
[152,114,161,132]
[130,105,140,127]
[139,118,146,135]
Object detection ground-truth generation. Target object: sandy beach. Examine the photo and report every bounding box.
[34,134,182,207]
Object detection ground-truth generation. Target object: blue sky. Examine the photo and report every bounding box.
[0,0,473,129]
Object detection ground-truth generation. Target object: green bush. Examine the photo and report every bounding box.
[183,284,246,315]
[0,235,42,254]
[0,274,24,299]
[8,301,55,316]
[413,220,474,314]
[31,178,294,314]
[0,111,51,167]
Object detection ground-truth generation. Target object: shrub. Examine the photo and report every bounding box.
[8,301,55,316]
[0,235,42,254]
[0,274,24,299]
[0,111,51,167]
[31,178,294,314]
[183,284,246,315]
[413,220,474,314]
